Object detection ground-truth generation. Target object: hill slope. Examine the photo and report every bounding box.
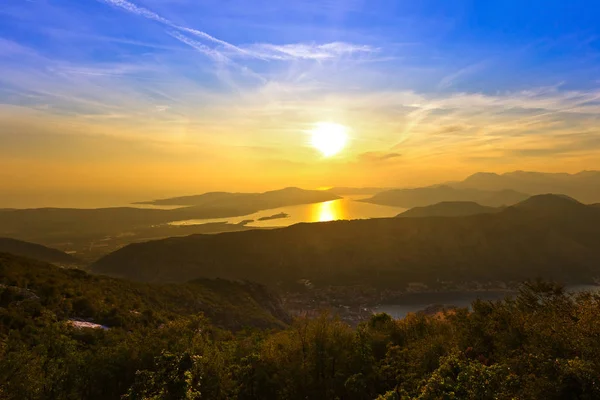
[0,237,79,265]
[362,186,528,208]
[0,253,288,330]
[92,195,600,288]
[397,201,500,218]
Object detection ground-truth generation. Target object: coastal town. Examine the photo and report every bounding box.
[281,279,525,326]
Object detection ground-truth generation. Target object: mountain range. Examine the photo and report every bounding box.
[451,170,600,203]
[91,194,600,289]
[362,186,528,208]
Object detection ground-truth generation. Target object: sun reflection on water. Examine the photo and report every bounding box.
[313,200,345,222]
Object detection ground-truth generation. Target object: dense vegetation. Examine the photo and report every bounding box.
[93,195,600,287]
[3,253,600,399]
[0,253,288,332]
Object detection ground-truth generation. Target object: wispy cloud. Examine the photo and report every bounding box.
[358,151,402,162]
[100,0,248,56]
[244,42,377,60]
[100,0,375,63]
[438,60,489,90]
[4,0,600,191]
[166,31,228,62]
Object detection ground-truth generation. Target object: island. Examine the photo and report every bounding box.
[258,212,290,221]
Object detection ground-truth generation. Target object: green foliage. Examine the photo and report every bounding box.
[124,351,202,400]
[3,253,600,399]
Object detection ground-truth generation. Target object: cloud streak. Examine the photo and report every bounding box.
[244,42,377,60]
[358,151,402,162]
[100,0,249,56]
[99,0,375,63]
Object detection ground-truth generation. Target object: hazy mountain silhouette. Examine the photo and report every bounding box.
[136,187,339,207]
[362,185,528,208]
[0,237,79,265]
[91,194,600,288]
[453,170,600,203]
[397,201,500,218]
[513,193,581,209]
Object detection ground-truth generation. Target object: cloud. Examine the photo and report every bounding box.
[166,31,228,62]
[438,60,489,89]
[359,151,402,162]
[100,0,374,63]
[244,42,377,60]
[436,125,467,134]
[505,132,600,158]
[100,0,247,56]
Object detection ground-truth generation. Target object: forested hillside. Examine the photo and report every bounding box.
[92,195,600,287]
[0,253,288,332]
[3,260,600,399]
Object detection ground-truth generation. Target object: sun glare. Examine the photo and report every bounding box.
[310,122,348,157]
[312,200,345,222]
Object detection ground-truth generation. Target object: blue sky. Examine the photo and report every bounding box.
[1,0,600,206]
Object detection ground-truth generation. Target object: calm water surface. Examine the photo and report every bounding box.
[170,197,407,228]
[376,285,600,319]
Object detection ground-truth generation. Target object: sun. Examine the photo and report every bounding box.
[310,122,348,157]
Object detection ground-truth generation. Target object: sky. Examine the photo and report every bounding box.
[1,0,600,207]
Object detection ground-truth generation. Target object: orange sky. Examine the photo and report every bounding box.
[3,0,600,208]
[2,100,599,208]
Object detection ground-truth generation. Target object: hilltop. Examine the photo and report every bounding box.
[92,194,600,288]
[0,237,80,266]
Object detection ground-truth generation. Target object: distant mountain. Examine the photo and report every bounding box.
[397,201,500,218]
[513,193,581,210]
[362,186,528,208]
[136,187,339,207]
[91,194,600,288]
[453,170,600,203]
[0,237,79,265]
[326,187,390,196]
[0,253,288,330]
